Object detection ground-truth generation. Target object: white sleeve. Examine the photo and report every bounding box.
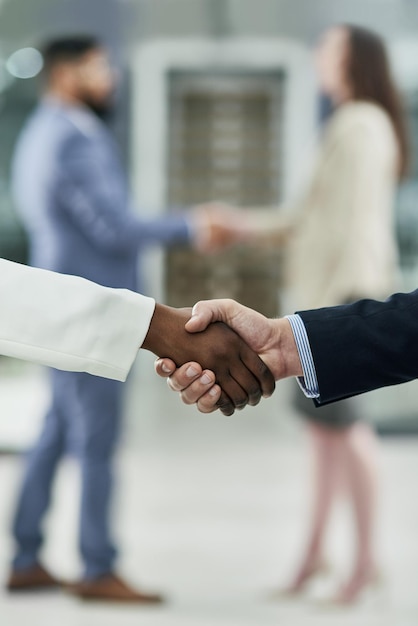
[0,259,155,381]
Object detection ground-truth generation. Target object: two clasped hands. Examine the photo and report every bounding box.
[142,298,303,416]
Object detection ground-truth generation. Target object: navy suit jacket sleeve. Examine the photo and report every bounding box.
[297,290,418,405]
[54,132,190,254]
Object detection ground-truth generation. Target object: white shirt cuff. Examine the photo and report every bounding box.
[285,314,320,398]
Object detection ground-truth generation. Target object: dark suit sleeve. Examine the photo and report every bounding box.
[297,290,418,404]
[54,132,190,254]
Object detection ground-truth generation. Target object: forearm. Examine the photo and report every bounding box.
[58,161,190,253]
[0,260,155,380]
[233,209,294,245]
[132,213,191,248]
[298,290,418,404]
[63,194,190,254]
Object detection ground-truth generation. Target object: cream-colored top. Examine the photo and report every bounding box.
[286,101,399,309]
[0,259,155,380]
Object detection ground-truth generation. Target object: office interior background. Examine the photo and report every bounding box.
[0,0,418,437]
[0,1,418,625]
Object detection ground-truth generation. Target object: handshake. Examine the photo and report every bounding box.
[191,203,290,253]
[191,203,245,253]
[142,299,303,415]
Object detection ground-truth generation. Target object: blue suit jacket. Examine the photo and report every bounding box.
[12,99,190,291]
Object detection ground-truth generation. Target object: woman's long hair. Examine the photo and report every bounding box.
[343,24,409,179]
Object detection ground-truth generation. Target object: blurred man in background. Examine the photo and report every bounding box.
[8,35,218,603]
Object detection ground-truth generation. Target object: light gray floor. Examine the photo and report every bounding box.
[1,353,418,626]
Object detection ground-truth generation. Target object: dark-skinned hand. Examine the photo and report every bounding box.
[142,304,275,415]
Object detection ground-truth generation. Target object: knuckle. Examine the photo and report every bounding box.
[216,397,233,414]
[248,383,262,397]
[234,395,248,409]
[248,388,262,405]
[197,401,215,414]
[248,397,261,407]
[220,406,235,417]
[167,377,182,392]
[194,389,219,411]
[180,390,194,405]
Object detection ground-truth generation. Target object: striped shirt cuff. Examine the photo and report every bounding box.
[285,314,320,398]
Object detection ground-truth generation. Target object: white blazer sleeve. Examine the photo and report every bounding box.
[0,259,155,381]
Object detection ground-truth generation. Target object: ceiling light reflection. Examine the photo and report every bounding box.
[6,47,43,79]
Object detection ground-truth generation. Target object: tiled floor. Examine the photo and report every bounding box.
[1,353,418,625]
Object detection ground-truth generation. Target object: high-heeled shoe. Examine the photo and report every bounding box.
[269,559,332,599]
[320,566,384,606]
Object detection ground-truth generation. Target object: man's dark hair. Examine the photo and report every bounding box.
[42,35,101,75]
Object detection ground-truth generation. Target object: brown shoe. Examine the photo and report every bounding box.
[6,563,61,592]
[66,573,164,604]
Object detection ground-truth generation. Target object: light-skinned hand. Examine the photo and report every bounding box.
[143,303,275,415]
[154,299,302,413]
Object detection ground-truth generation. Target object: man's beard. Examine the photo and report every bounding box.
[81,95,115,122]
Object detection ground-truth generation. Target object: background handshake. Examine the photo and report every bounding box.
[191,202,285,253]
[142,299,303,416]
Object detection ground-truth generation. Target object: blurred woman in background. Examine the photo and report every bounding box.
[218,24,409,604]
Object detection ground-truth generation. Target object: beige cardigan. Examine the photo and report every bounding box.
[286,102,399,310]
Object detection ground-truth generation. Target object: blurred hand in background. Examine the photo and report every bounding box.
[191,202,293,253]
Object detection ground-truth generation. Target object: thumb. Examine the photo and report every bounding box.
[185,300,218,333]
[185,299,239,333]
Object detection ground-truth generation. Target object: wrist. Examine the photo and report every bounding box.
[270,318,303,380]
[142,303,171,356]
